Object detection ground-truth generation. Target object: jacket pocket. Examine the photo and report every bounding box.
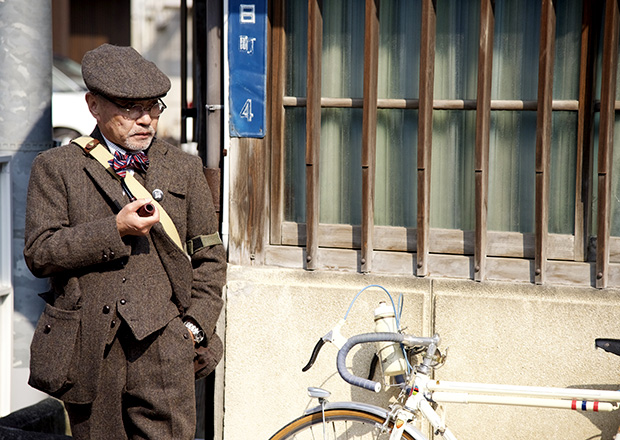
[28,304,81,396]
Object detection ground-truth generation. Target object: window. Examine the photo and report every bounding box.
[269,0,620,287]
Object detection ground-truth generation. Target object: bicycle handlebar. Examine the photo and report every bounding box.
[336,332,405,393]
[336,332,441,393]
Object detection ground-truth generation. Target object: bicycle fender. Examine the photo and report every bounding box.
[304,401,429,440]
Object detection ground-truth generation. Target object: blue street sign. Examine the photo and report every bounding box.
[228,0,267,138]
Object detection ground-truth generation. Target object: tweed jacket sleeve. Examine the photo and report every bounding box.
[177,152,226,338]
[24,146,132,278]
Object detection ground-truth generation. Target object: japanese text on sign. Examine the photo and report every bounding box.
[228,1,267,138]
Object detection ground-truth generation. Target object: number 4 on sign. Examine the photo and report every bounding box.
[240,99,254,121]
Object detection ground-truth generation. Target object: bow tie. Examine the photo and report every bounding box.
[109,150,149,178]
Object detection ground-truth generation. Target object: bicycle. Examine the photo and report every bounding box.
[268,285,620,440]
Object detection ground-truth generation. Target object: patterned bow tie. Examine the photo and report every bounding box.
[109,150,149,178]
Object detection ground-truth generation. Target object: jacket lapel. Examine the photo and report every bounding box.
[79,138,127,212]
[144,138,173,197]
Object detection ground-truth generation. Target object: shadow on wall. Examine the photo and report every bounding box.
[569,383,620,440]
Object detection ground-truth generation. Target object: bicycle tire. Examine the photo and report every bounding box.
[269,408,423,440]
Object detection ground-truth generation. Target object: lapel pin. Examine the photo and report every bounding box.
[152,189,164,201]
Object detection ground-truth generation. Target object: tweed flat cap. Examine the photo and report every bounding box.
[81,44,171,100]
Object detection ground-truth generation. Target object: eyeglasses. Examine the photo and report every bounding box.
[101,95,167,120]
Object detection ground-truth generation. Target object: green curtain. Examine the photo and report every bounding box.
[375,0,421,228]
[284,0,583,239]
[430,0,479,230]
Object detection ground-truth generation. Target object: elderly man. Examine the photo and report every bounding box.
[24,44,226,439]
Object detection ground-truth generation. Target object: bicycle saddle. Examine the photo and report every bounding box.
[596,338,620,356]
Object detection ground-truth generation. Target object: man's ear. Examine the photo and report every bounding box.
[85,92,100,119]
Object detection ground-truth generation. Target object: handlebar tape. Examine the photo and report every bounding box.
[336,332,405,393]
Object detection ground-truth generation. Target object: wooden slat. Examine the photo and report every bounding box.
[416,0,437,276]
[474,0,494,282]
[534,0,556,284]
[305,0,322,270]
[574,0,600,262]
[596,0,620,288]
[282,222,582,262]
[264,244,605,288]
[361,0,380,273]
[269,0,286,245]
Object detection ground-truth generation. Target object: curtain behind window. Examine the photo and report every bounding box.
[488,0,540,233]
[375,0,421,228]
[430,0,479,231]
[284,0,583,238]
[549,0,581,235]
[319,1,365,225]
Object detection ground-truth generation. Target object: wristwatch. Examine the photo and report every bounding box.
[184,320,205,344]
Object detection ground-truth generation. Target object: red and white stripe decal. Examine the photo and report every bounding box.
[571,400,600,411]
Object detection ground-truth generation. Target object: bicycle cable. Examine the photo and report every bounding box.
[343,285,415,375]
[343,284,403,329]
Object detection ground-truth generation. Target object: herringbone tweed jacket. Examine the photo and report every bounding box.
[23,128,226,404]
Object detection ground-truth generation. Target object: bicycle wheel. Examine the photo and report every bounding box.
[269,408,422,440]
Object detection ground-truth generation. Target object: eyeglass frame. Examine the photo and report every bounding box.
[97,94,167,120]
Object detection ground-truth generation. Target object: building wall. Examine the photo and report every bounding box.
[222,265,620,440]
[1,0,55,414]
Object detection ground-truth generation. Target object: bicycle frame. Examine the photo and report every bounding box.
[393,369,620,440]
[427,379,620,411]
[332,330,620,439]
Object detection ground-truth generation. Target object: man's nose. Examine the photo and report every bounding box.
[135,111,153,124]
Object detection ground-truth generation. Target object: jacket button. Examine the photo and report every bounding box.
[44,324,51,334]
[103,305,111,314]
[102,253,109,262]
[122,277,127,283]
[120,299,127,305]
[110,251,115,258]
[111,320,117,328]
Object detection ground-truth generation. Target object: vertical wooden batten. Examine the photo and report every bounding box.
[534,0,556,284]
[574,0,600,263]
[270,0,286,246]
[361,0,380,273]
[305,0,323,270]
[596,0,620,288]
[416,0,437,277]
[474,0,495,282]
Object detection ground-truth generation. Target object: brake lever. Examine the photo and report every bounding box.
[302,339,326,372]
[302,319,347,372]
[596,338,620,356]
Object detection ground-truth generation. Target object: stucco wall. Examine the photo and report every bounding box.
[223,265,620,440]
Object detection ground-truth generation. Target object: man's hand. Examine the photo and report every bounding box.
[116,199,160,237]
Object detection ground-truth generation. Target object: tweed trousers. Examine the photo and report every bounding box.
[65,316,196,440]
